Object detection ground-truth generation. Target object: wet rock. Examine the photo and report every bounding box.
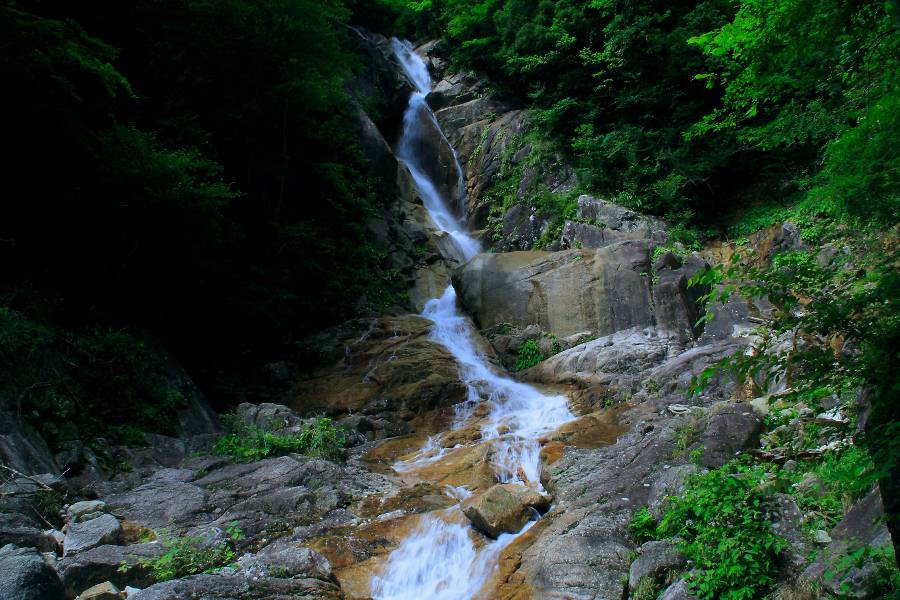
[802,490,892,598]
[290,315,468,425]
[57,542,164,595]
[75,581,123,600]
[462,484,548,538]
[63,514,123,557]
[629,540,685,591]
[0,543,66,600]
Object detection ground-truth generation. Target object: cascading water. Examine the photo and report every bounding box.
[391,38,478,261]
[370,40,576,600]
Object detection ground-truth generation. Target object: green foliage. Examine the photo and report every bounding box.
[124,522,244,582]
[1,0,405,410]
[515,339,543,371]
[0,303,186,447]
[789,446,876,533]
[214,416,347,462]
[629,507,657,544]
[657,461,786,599]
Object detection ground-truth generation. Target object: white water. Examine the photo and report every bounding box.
[371,40,575,600]
[391,39,477,260]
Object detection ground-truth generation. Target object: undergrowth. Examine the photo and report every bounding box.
[213,414,347,462]
[121,522,243,582]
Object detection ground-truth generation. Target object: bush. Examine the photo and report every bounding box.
[656,461,786,599]
[213,416,346,462]
[629,506,657,544]
[123,522,243,582]
[515,339,543,371]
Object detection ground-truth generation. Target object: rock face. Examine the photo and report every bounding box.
[0,543,65,600]
[558,195,669,250]
[57,542,163,595]
[462,484,548,538]
[454,242,708,344]
[290,315,471,437]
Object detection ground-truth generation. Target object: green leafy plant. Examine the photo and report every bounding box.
[656,461,786,599]
[123,522,244,582]
[629,506,657,544]
[213,415,346,462]
[515,339,543,371]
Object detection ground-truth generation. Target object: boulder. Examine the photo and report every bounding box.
[290,315,468,427]
[0,543,65,600]
[66,500,107,524]
[0,512,56,553]
[105,479,207,531]
[57,543,164,595]
[63,514,123,557]
[454,243,656,339]
[558,195,668,250]
[238,546,334,582]
[75,581,123,600]
[462,483,548,538]
[128,572,342,600]
[629,540,685,591]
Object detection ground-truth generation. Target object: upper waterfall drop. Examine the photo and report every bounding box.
[391,38,478,261]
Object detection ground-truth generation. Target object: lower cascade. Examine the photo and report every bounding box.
[370,39,577,599]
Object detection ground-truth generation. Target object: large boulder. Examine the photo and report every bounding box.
[0,512,56,553]
[462,483,548,538]
[0,543,65,600]
[63,514,123,557]
[290,315,469,434]
[454,243,655,338]
[128,571,342,600]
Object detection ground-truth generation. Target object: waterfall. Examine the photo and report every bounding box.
[370,40,575,600]
[391,39,477,260]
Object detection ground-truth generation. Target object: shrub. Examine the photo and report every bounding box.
[213,416,346,462]
[656,461,786,599]
[123,522,243,582]
[515,339,543,371]
[629,506,656,544]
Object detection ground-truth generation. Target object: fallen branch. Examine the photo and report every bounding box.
[0,464,54,491]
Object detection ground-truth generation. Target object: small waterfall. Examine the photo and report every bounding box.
[370,40,575,600]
